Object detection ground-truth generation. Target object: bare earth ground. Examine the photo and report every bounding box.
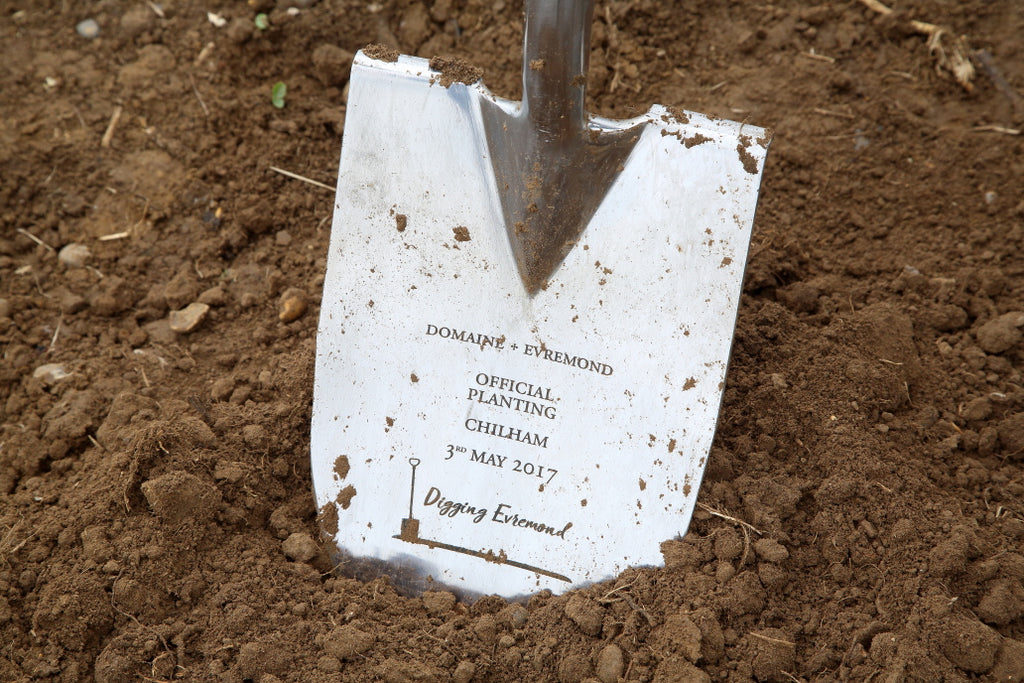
[2,1,1024,681]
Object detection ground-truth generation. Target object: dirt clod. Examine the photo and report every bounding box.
[564,595,603,636]
[282,532,320,563]
[322,625,375,660]
[140,470,221,524]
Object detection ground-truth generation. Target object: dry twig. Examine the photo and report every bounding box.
[16,228,55,253]
[858,0,975,91]
[697,502,765,536]
[101,105,123,148]
[269,166,335,191]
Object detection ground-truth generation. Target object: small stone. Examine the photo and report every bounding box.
[76,18,100,38]
[168,302,210,333]
[595,644,625,683]
[282,532,319,563]
[279,288,308,323]
[33,363,70,385]
[58,243,91,267]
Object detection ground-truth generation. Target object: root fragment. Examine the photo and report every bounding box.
[859,0,976,91]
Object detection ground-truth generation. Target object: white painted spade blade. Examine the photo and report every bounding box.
[311,52,769,598]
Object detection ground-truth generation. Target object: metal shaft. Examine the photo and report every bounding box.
[522,0,593,142]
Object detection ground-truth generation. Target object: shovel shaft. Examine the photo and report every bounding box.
[522,0,593,142]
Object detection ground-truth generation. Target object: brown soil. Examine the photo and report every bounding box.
[2,1,1023,682]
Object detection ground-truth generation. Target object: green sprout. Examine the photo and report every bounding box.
[270,81,287,109]
[254,13,269,30]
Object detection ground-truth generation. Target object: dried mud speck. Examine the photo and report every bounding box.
[736,137,758,174]
[333,455,350,480]
[428,56,483,87]
[363,43,399,62]
[336,485,357,510]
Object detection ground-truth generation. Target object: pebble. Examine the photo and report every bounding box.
[168,302,210,333]
[33,363,70,385]
[278,288,308,323]
[58,243,91,268]
[76,18,100,38]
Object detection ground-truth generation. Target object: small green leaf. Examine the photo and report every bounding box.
[271,81,287,109]
[254,13,269,30]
